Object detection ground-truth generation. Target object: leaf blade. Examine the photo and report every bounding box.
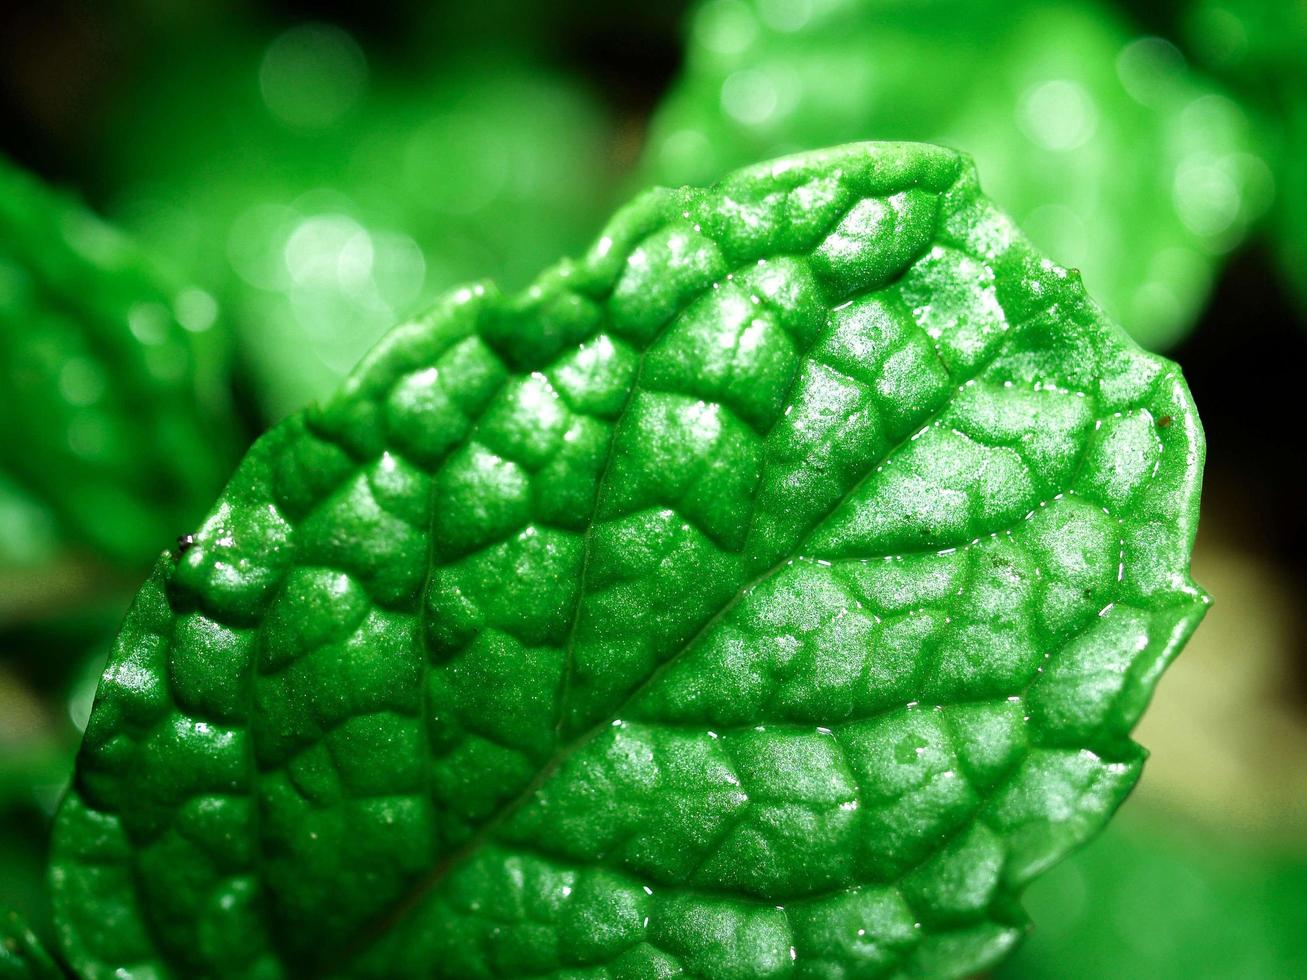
[51,142,1205,980]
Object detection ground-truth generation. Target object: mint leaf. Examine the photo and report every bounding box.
[645,0,1269,349]
[51,142,1206,979]
[0,157,237,570]
[1,909,61,980]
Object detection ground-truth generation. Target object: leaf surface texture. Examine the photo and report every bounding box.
[51,142,1206,979]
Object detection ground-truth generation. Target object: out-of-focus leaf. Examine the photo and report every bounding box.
[0,815,51,968]
[103,26,616,420]
[52,142,1205,979]
[644,0,1271,349]
[1275,107,1307,312]
[0,158,238,581]
[1184,0,1307,315]
[998,805,1307,979]
[1183,0,1307,87]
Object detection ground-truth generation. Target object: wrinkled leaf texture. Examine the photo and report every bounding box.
[52,143,1206,980]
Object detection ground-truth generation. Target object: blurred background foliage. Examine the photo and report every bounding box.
[1,0,1304,975]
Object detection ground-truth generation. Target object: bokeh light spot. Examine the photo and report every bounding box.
[127,302,170,346]
[721,69,780,126]
[1116,37,1187,108]
[1173,161,1243,240]
[1018,79,1099,152]
[694,0,759,55]
[757,0,814,33]
[284,214,366,286]
[174,287,219,333]
[259,23,367,130]
[58,358,107,407]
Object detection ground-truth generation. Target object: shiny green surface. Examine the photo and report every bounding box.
[107,29,614,420]
[0,909,60,980]
[0,157,236,571]
[644,0,1270,350]
[51,142,1206,978]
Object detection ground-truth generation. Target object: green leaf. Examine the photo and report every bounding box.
[644,0,1270,350]
[51,142,1206,979]
[0,157,238,571]
[0,909,61,980]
